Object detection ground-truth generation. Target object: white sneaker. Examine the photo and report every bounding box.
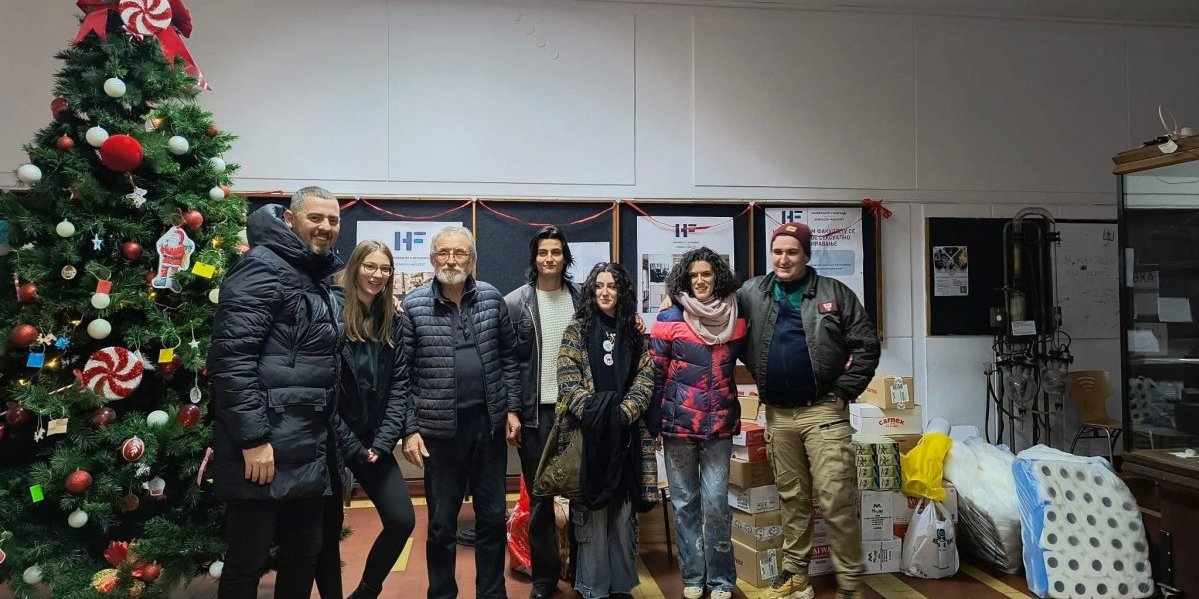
[683,586,704,599]
[711,590,733,599]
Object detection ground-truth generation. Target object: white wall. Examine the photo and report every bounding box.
[4,0,1199,452]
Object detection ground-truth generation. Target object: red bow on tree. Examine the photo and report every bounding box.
[862,197,892,219]
[74,0,209,90]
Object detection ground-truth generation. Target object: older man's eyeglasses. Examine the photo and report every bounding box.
[361,262,393,276]
[433,250,472,262]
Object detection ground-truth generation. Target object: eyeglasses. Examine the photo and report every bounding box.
[361,262,393,276]
[433,250,472,262]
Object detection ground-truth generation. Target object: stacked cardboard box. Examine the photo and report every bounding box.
[855,489,903,573]
[853,436,902,491]
[850,374,922,436]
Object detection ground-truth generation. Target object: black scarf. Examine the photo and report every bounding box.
[580,314,642,509]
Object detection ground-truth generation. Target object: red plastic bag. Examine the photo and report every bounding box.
[507,477,533,576]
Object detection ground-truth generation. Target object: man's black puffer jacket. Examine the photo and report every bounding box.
[208,204,342,501]
[400,277,521,440]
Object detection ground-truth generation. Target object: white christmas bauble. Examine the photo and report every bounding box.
[208,288,220,304]
[146,410,169,426]
[103,77,126,98]
[209,157,226,173]
[208,186,225,201]
[86,318,112,340]
[209,561,224,579]
[17,164,42,185]
[55,220,76,238]
[68,509,89,528]
[90,293,111,309]
[85,126,109,147]
[236,228,248,243]
[22,565,43,585]
[0,244,11,256]
[167,136,189,155]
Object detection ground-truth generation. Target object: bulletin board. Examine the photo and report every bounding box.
[925,217,1118,337]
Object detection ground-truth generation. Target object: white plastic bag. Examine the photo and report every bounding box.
[901,499,959,579]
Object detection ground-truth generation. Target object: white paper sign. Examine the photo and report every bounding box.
[567,241,611,281]
[636,216,736,332]
[356,220,463,301]
[764,207,865,302]
[932,246,969,297]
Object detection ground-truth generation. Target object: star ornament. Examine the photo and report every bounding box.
[125,186,148,208]
[92,234,104,251]
[188,339,200,349]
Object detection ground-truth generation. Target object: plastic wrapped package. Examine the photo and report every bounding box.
[507,478,533,576]
[944,436,1023,573]
[1012,445,1153,599]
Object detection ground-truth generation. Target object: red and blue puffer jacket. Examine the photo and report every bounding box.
[648,305,748,440]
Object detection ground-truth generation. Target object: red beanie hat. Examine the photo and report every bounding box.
[771,222,812,256]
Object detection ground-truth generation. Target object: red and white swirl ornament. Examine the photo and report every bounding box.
[83,347,145,400]
[119,0,173,39]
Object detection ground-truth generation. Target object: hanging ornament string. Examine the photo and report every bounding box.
[339,197,473,221]
[623,200,752,232]
[477,200,614,228]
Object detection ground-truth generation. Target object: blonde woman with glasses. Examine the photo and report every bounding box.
[315,240,416,599]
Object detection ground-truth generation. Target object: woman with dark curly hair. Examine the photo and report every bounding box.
[648,247,746,599]
[550,262,658,599]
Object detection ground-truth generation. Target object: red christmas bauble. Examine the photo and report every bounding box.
[219,184,231,197]
[122,241,143,261]
[161,356,183,375]
[182,210,204,231]
[56,134,75,150]
[99,134,144,172]
[17,283,38,304]
[10,324,39,348]
[0,422,6,439]
[199,367,209,377]
[51,97,69,120]
[65,470,93,495]
[138,563,162,582]
[177,404,201,427]
[6,404,32,427]
[121,437,145,462]
[91,406,117,429]
[205,124,219,137]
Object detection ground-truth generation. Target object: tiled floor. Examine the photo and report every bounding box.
[106,493,1040,598]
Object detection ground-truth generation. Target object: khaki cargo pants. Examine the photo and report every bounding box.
[764,403,862,590]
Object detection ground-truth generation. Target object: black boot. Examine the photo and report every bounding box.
[346,581,382,599]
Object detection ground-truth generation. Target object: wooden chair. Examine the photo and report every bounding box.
[1068,371,1122,463]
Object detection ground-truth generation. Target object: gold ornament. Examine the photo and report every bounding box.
[149,116,167,129]
[210,236,223,248]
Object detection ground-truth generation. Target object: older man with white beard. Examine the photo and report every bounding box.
[399,226,522,599]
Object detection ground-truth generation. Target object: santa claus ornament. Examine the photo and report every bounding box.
[152,226,195,290]
[82,347,145,400]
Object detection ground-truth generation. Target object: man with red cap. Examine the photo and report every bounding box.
[737,222,880,599]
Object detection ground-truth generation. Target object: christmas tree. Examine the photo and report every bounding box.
[0,1,242,596]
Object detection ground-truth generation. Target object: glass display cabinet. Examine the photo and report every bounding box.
[1116,138,1199,451]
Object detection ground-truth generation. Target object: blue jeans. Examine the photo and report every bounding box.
[664,437,735,593]
[572,499,639,599]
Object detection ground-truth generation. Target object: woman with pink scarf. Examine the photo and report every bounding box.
[647,247,748,599]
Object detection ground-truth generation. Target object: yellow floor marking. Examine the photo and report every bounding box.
[960,563,1029,598]
[349,492,518,509]
[633,556,666,599]
[863,573,930,599]
[390,538,414,572]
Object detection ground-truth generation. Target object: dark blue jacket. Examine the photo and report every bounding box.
[400,277,521,440]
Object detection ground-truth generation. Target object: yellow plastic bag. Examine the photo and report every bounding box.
[900,432,952,501]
